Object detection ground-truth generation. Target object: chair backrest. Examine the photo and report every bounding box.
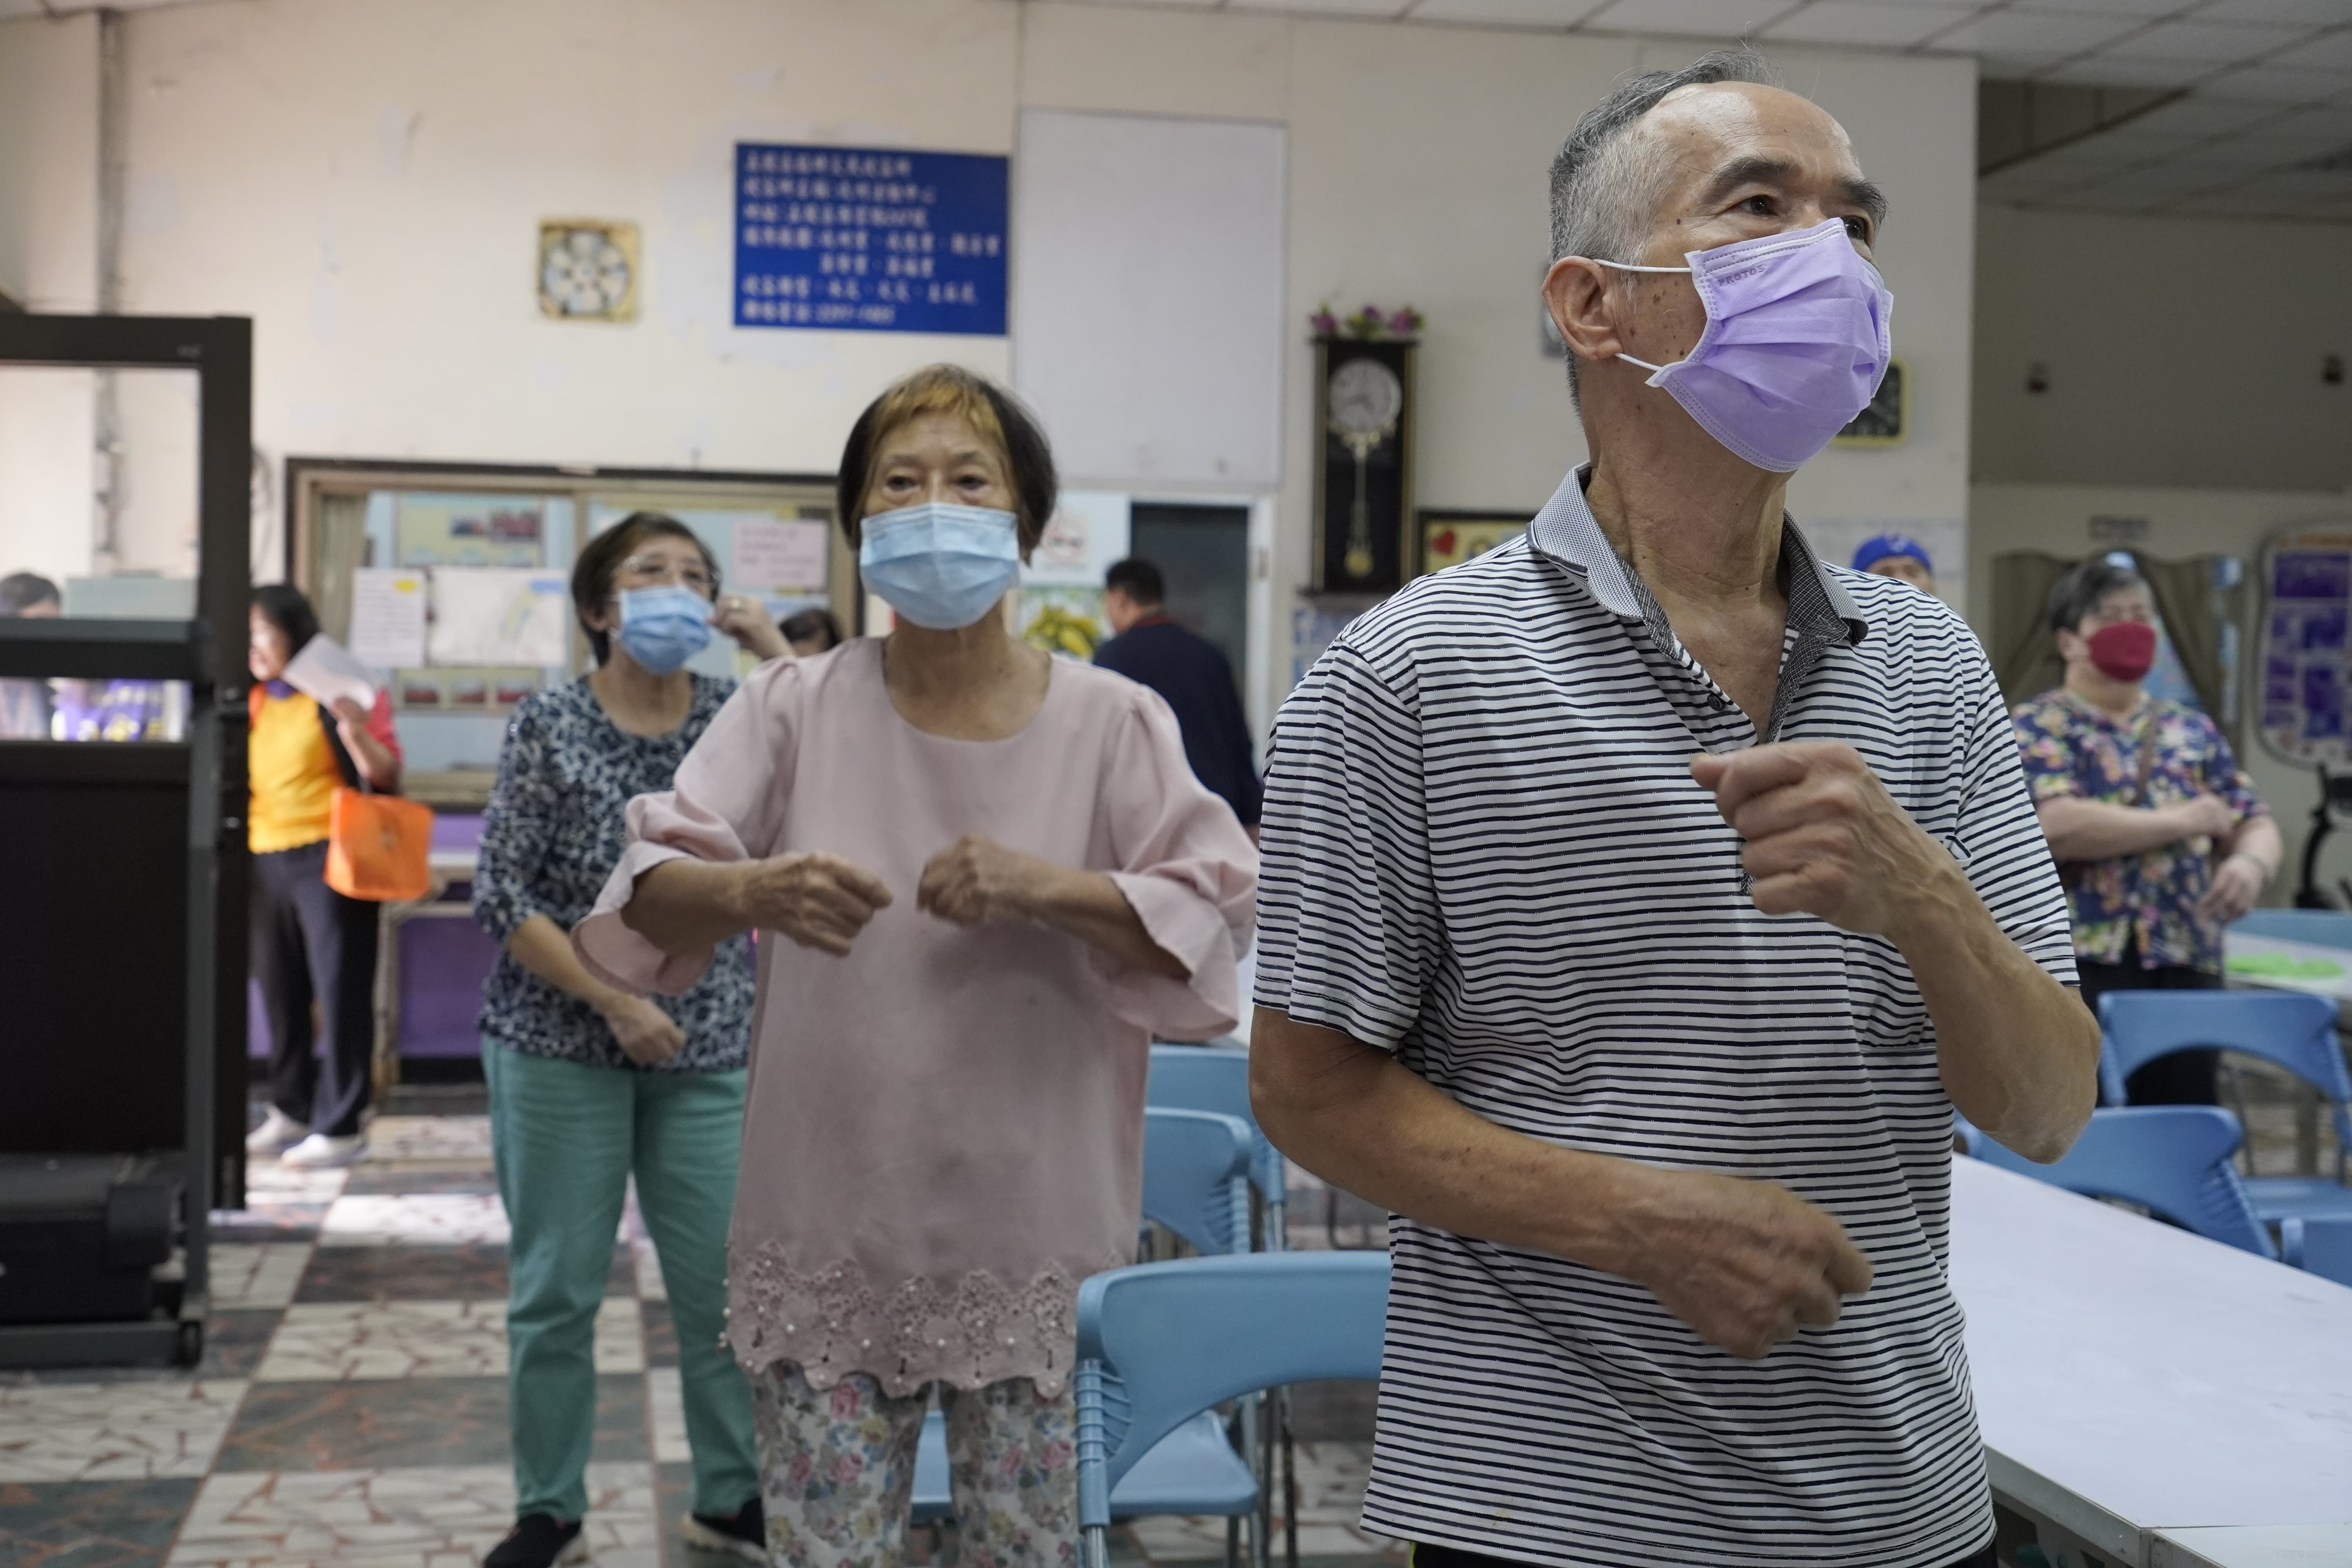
[2098,991,2350,1149]
[1142,1107,1254,1258]
[2230,910,2352,950]
[1074,1251,1390,1528]
[2281,1216,2352,1287]
[1967,1105,2276,1258]
[1148,1044,1286,1208]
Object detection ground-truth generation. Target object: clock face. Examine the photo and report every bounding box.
[540,226,635,319]
[1328,358,1404,439]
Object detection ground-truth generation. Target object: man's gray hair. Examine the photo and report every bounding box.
[1550,47,1780,401]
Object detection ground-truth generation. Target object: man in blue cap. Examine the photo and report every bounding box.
[1853,532,1934,594]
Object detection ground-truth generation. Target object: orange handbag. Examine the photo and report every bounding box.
[324,786,435,902]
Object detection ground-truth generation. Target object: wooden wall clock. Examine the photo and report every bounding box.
[1313,338,1415,593]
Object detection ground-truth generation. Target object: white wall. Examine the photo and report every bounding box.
[1975,202,2352,494]
[1972,479,2352,900]
[0,11,101,588]
[1,0,1982,728]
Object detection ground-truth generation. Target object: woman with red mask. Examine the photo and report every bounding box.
[2012,555,2282,1104]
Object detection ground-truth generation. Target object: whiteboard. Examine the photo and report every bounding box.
[1011,109,1286,490]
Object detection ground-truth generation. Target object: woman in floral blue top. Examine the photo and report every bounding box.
[2012,555,2282,1105]
[472,512,789,1568]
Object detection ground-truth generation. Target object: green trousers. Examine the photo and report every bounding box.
[485,1040,760,1521]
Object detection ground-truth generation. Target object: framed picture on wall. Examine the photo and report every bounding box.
[1416,510,1528,577]
[1833,358,1907,446]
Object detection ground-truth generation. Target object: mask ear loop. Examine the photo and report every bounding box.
[1580,256,1693,376]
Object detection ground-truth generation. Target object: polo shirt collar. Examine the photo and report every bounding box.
[1526,464,1869,648]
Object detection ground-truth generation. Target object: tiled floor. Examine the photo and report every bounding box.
[0,1090,1400,1568]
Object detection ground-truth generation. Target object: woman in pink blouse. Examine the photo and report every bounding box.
[575,364,1256,1568]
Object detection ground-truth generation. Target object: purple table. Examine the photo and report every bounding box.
[247,811,497,1069]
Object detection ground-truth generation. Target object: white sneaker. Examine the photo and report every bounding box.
[279,1132,368,1168]
[244,1107,310,1157]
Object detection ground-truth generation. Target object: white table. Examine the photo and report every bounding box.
[2151,1526,2352,1567]
[1952,1157,2352,1566]
[2222,931,2352,1004]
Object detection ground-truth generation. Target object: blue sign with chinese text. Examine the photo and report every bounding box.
[733,143,1007,336]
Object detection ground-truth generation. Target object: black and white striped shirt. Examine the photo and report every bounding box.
[1254,466,2074,1568]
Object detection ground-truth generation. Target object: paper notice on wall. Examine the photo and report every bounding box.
[1022,491,1129,588]
[282,634,378,712]
[348,569,429,669]
[734,519,832,592]
[428,568,570,668]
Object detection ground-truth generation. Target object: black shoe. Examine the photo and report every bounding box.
[485,1513,587,1568]
[680,1497,766,1562]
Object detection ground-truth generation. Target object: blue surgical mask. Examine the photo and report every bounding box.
[614,585,713,674]
[858,503,1021,630]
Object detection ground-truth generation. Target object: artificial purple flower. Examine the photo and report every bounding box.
[1388,307,1423,336]
[1309,307,1339,337]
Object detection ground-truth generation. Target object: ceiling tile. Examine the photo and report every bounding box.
[2287,28,2352,66]
[1763,1,1978,44]
[2249,102,2352,141]
[1406,0,1604,22]
[2117,94,2295,134]
[1225,0,1412,13]
[2044,54,2225,85]
[1930,8,2147,53]
[2200,60,2352,96]
[2101,18,2315,60]
[1578,0,1799,37]
[1971,49,2078,74]
[2167,132,2307,165]
[2009,0,2198,17]
[2190,0,2352,24]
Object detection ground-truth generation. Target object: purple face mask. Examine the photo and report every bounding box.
[1595,217,1893,473]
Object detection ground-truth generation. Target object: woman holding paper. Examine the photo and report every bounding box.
[243,583,403,1170]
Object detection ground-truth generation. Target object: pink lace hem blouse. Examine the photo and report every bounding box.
[575,639,1257,1396]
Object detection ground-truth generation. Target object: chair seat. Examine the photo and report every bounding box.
[2245,1176,2352,1224]
[913,1408,1255,1523]
[1109,1410,1258,1518]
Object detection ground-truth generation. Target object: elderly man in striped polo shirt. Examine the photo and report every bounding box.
[1250,48,2098,1568]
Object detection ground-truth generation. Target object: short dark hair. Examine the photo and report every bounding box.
[2047,554,2148,634]
[0,572,60,615]
[571,512,719,666]
[834,364,1058,555]
[779,607,842,651]
[1105,558,1164,606]
[251,583,321,656]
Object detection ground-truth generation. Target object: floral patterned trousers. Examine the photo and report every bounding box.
[750,1361,1080,1568]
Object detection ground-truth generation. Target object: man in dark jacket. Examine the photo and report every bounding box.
[1093,557,1262,835]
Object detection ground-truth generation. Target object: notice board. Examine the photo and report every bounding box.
[2260,524,2352,765]
[734,143,1007,335]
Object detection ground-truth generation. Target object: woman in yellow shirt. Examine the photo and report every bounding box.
[244,583,403,1168]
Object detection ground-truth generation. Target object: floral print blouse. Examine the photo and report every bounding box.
[2011,689,2266,975]
[474,675,753,1073]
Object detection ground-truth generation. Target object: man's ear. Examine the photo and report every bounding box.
[1543,256,1626,375]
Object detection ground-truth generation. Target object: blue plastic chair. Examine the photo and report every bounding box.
[1964,1106,2276,1258]
[1075,1252,1392,1568]
[911,1107,1259,1526]
[1140,1108,1257,1259]
[1148,1044,1287,1249]
[2099,990,2352,1224]
[2231,909,2352,949]
[2281,1216,2352,1287]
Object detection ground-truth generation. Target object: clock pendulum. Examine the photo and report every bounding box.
[1325,358,1405,583]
